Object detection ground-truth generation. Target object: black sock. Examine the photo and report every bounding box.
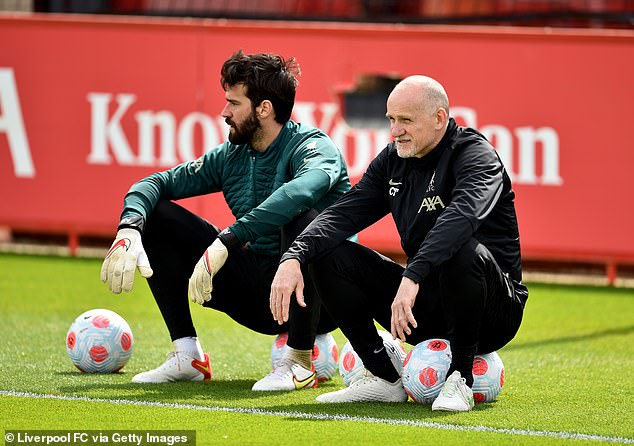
[360,346,400,383]
[448,344,477,387]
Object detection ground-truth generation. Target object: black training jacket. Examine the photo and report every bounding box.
[282,118,524,287]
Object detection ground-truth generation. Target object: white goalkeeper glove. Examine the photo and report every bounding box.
[188,238,228,305]
[100,228,153,294]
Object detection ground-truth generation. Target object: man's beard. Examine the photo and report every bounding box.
[226,110,260,145]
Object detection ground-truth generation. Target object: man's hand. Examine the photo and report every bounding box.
[188,238,228,305]
[391,276,419,342]
[270,259,305,324]
[100,228,153,294]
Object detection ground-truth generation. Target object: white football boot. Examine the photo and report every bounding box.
[432,370,475,412]
[252,360,317,391]
[316,369,407,403]
[131,352,212,383]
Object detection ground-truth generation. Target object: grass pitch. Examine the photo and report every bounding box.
[1,253,633,445]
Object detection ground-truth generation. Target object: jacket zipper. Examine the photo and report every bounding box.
[251,153,257,208]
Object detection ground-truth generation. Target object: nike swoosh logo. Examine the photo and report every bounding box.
[195,363,210,373]
[191,355,212,381]
[105,238,130,258]
[293,372,317,389]
[373,346,385,354]
[389,180,402,186]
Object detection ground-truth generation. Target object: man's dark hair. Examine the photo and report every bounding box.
[220,50,300,124]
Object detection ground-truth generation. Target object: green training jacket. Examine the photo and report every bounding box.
[120,120,351,255]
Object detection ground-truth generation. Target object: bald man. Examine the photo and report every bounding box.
[269,75,528,411]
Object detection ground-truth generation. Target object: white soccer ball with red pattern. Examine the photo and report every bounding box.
[338,340,364,386]
[402,338,452,404]
[270,332,339,381]
[403,338,506,404]
[311,333,339,381]
[472,351,505,403]
[66,309,133,373]
[338,330,407,387]
[270,332,290,370]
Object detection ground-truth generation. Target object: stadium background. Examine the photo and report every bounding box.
[1,0,633,286]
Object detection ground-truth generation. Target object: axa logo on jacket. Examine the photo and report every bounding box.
[418,195,446,213]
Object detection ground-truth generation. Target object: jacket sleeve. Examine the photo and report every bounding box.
[228,136,344,245]
[403,142,505,283]
[119,146,225,228]
[281,146,392,264]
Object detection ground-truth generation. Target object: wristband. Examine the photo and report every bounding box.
[118,215,145,233]
[216,227,241,250]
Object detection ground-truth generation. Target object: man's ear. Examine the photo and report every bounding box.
[256,100,274,119]
[435,107,448,130]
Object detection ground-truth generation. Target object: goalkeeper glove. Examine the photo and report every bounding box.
[100,228,153,293]
[188,238,228,305]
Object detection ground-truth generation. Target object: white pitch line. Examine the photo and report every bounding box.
[2,390,632,444]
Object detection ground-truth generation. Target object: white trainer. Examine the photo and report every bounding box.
[252,362,317,391]
[131,352,212,383]
[432,370,475,412]
[316,370,407,403]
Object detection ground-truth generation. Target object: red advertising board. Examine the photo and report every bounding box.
[1,14,633,268]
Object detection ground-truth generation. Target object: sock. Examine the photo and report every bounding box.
[283,346,313,370]
[173,337,204,361]
[361,346,400,383]
[447,344,477,387]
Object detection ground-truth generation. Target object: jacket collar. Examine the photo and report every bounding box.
[249,120,295,156]
[406,117,457,167]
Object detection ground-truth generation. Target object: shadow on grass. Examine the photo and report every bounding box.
[258,399,498,421]
[504,325,634,351]
[53,374,498,422]
[55,377,277,403]
[53,377,354,404]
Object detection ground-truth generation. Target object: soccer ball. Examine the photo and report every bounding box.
[338,340,364,386]
[270,332,339,381]
[472,351,505,403]
[270,332,290,370]
[66,309,133,373]
[402,338,452,404]
[338,330,407,387]
[402,338,506,404]
[312,333,339,381]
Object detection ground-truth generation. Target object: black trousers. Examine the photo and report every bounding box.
[310,238,528,380]
[141,200,336,350]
